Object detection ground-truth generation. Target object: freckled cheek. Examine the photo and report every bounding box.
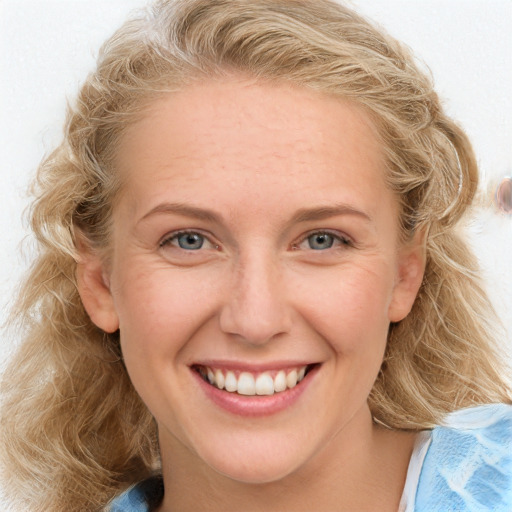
[291,268,393,352]
[112,267,223,352]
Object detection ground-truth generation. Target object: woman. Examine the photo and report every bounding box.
[1,0,511,510]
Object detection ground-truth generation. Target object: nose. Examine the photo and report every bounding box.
[219,253,292,345]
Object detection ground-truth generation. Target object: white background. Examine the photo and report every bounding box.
[1,0,511,508]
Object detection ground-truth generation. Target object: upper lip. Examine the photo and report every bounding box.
[191,360,319,372]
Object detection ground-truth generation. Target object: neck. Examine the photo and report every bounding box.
[157,409,416,512]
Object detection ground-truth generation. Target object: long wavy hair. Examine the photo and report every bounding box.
[2,0,510,510]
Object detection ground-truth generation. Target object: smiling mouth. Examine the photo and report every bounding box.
[193,365,315,396]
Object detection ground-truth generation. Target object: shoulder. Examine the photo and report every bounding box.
[415,403,512,512]
[108,477,164,512]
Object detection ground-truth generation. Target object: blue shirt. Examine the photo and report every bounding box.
[109,477,163,512]
[110,404,512,511]
[401,403,512,511]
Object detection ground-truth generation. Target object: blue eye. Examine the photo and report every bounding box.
[161,232,206,250]
[307,233,335,250]
[176,232,204,250]
[292,231,352,252]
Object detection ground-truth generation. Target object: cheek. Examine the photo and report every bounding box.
[291,263,394,351]
[111,263,222,354]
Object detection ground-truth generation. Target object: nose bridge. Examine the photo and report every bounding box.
[220,247,291,344]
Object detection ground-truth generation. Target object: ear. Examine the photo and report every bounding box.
[388,230,426,323]
[76,237,119,333]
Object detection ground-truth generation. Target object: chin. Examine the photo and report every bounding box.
[209,455,303,485]
[193,431,313,485]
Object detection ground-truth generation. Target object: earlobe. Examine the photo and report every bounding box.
[76,244,119,334]
[388,232,426,323]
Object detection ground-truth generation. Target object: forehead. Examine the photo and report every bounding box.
[120,77,382,157]
[115,77,391,220]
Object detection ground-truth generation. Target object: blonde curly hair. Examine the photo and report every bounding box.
[2,0,510,510]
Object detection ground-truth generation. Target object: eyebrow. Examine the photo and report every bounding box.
[139,202,222,224]
[290,204,372,224]
[138,202,372,225]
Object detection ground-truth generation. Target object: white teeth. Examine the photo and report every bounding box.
[255,372,274,395]
[237,372,256,395]
[214,369,225,390]
[286,369,298,389]
[202,365,310,396]
[274,370,287,392]
[224,371,238,392]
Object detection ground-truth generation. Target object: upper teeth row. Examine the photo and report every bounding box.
[203,366,307,396]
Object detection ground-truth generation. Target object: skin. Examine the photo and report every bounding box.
[78,77,425,511]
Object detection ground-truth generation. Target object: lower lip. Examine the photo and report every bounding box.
[192,366,319,417]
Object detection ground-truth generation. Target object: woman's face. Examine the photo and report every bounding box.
[79,78,424,483]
